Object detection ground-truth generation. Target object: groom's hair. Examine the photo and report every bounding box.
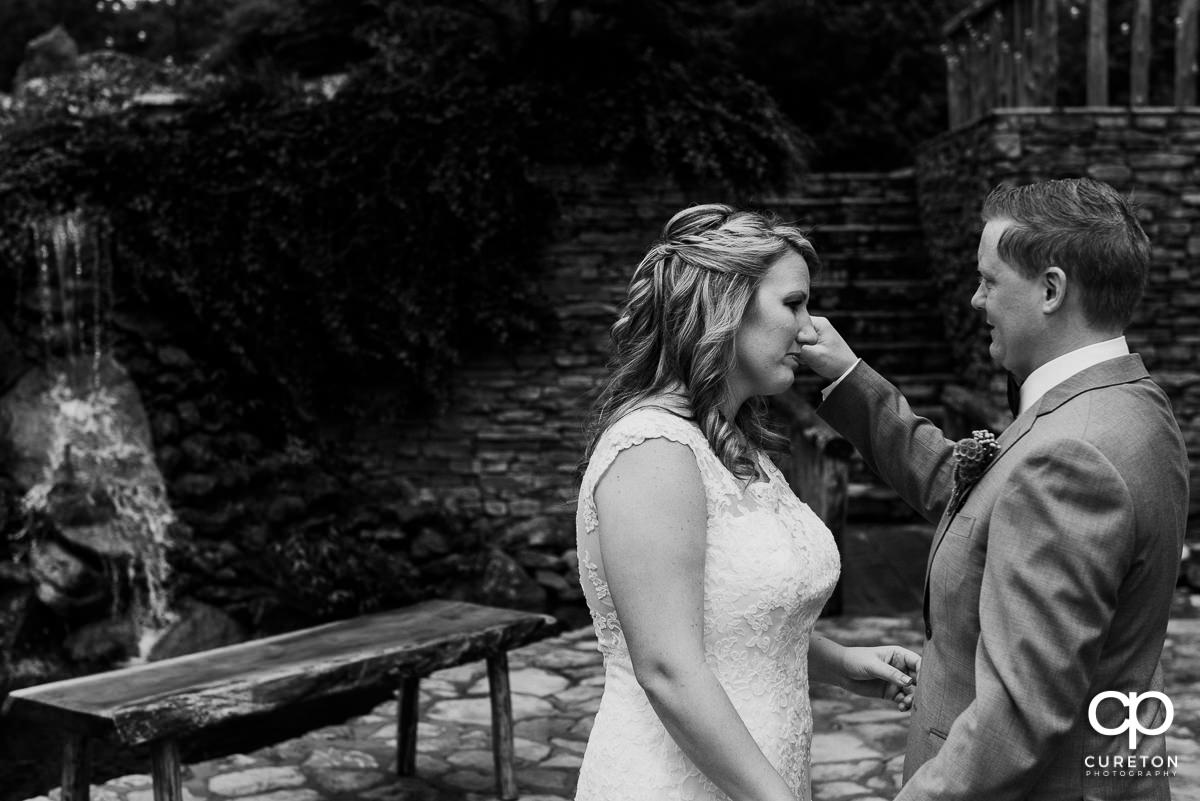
[981,178,1150,330]
[585,204,818,480]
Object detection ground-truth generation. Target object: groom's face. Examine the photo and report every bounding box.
[972,219,1046,381]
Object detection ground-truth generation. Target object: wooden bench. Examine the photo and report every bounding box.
[2,599,559,801]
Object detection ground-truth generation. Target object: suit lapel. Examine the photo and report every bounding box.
[921,355,1150,595]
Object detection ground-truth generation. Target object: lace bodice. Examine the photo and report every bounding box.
[574,407,840,801]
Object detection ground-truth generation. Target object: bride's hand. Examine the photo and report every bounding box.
[838,645,921,711]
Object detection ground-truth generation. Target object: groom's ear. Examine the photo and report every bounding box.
[1042,267,1067,313]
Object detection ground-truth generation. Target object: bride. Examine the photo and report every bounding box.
[574,204,920,801]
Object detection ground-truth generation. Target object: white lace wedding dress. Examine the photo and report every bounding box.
[574,407,841,801]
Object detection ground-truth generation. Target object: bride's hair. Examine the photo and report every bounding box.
[586,203,819,480]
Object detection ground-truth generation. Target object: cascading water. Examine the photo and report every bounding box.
[17,210,177,661]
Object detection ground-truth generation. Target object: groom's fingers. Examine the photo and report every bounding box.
[889,647,922,677]
[878,665,915,689]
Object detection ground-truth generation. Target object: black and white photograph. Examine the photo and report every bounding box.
[0,1,1198,800]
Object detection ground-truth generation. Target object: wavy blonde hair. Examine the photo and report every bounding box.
[586,203,819,480]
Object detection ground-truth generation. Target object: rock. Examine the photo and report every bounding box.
[810,732,884,764]
[44,455,116,527]
[427,694,556,726]
[172,473,218,500]
[516,549,560,570]
[152,411,180,441]
[58,522,136,557]
[312,770,386,793]
[233,432,264,455]
[126,790,202,801]
[14,26,79,92]
[208,766,306,797]
[501,516,558,548]
[410,529,451,560]
[156,346,192,367]
[177,504,239,536]
[180,434,216,468]
[467,667,570,698]
[176,401,202,428]
[155,445,183,474]
[29,537,107,612]
[477,548,546,610]
[64,615,138,663]
[0,558,32,586]
[303,747,379,769]
[811,760,884,783]
[301,471,342,503]
[535,569,572,595]
[360,778,442,801]
[0,358,161,491]
[148,598,245,661]
[267,495,306,524]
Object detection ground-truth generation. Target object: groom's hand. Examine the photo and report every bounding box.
[795,316,859,382]
[838,645,921,712]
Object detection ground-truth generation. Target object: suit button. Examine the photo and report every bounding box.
[925,625,933,639]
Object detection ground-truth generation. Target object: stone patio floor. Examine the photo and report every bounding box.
[22,603,1200,801]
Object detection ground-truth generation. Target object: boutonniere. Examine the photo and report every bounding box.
[949,429,998,514]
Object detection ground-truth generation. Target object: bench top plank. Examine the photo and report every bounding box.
[2,600,557,746]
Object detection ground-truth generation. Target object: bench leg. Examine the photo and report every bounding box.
[396,675,420,776]
[150,739,184,801]
[61,734,90,801]
[487,652,518,801]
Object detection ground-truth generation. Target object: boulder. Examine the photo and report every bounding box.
[28,538,107,613]
[64,615,138,664]
[147,598,246,661]
[13,26,79,92]
[477,549,546,611]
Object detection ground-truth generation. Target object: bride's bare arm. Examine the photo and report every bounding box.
[809,634,919,710]
[595,437,797,801]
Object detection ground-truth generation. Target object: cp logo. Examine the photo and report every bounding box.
[1088,691,1174,749]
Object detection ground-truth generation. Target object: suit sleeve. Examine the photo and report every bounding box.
[818,360,956,525]
[896,437,1135,800]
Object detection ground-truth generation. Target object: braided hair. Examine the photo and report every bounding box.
[585,203,819,480]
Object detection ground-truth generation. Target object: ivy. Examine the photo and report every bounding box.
[0,3,809,421]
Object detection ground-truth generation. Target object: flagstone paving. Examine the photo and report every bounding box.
[23,606,1200,801]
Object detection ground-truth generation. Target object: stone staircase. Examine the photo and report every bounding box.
[761,169,954,524]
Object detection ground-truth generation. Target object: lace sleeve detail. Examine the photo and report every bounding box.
[579,409,743,533]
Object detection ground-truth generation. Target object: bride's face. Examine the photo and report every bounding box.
[727,250,818,409]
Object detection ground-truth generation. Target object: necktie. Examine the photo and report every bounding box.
[1006,372,1021,417]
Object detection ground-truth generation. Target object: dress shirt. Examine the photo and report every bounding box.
[1017,336,1129,415]
[821,358,862,401]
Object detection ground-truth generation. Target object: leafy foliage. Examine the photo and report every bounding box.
[0,0,815,420]
[731,0,960,169]
[268,526,420,620]
[0,0,234,91]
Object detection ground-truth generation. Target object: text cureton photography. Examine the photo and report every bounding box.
[1083,755,1179,779]
[1084,691,1181,779]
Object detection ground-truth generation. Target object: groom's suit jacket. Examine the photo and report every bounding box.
[820,354,1188,801]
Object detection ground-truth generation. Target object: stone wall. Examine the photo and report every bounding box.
[339,169,955,615]
[915,109,1200,536]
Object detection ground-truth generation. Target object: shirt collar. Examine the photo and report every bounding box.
[1018,336,1129,415]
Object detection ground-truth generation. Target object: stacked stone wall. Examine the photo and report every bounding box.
[340,169,954,613]
[916,109,1200,535]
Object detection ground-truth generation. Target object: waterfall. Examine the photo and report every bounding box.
[18,210,177,660]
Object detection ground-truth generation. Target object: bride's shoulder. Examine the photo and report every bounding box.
[605,400,696,438]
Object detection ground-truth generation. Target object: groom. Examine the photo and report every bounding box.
[800,178,1188,799]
